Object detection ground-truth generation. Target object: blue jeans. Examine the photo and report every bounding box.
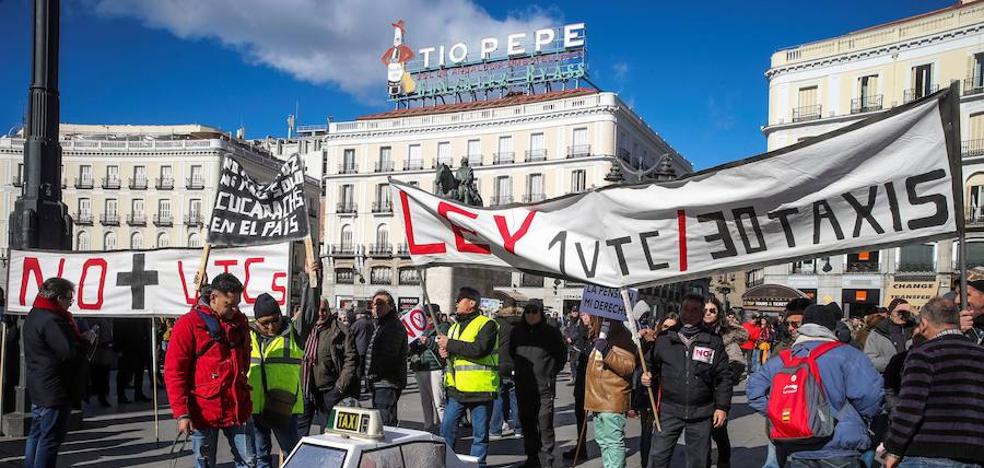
[899,457,981,468]
[441,398,493,465]
[24,404,71,468]
[191,423,257,468]
[490,378,521,435]
[252,415,299,468]
[763,441,780,468]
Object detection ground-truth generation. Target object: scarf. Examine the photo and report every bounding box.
[793,323,838,346]
[32,296,82,341]
[678,324,701,349]
[302,316,331,397]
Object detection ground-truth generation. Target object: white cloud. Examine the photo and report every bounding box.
[612,62,629,82]
[88,0,559,102]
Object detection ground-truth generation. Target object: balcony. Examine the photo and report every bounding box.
[850,95,883,114]
[372,201,393,214]
[337,202,357,214]
[526,149,547,162]
[186,177,205,190]
[11,175,22,187]
[74,212,93,225]
[335,269,355,284]
[965,77,984,96]
[156,177,174,190]
[100,213,120,226]
[396,243,410,257]
[75,177,94,189]
[153,214,173,226]
[185,214,204,227]
[129,177,148,190]
[963,139,984,158]
[466,154,483,166]
[368,243,392,257]
[101,177,121,190]
[522,193,546,203]
[338,163,358,174]
[127,214,147,226]
[792,105,822,122]
[404,160,424,170]
[566,144,591,158]
[331,244,357,257]
[374,160,394,173]
[903,85,939,103]
[967,206,984,227]
[432,158,453,169]
[489,195,513,207]
[492,152,515,165]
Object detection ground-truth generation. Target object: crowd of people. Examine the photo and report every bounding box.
[16,263,984,468]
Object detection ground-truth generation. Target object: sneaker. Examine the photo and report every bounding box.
[489,433,504,441]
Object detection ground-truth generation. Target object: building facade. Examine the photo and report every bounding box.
[314,88,694,313]
[755,0,984,315]
[0,124,321,292]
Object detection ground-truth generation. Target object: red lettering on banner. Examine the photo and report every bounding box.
[78,258,107,310]
[438,202,490,254]
[399,191,446,255]
[271,272,287,304]
[494,211,536,254]
[19,257,68,305]
[177,261,198,305]
[242,257,264,304]
[214,259,238,272]
[678,209,688,272]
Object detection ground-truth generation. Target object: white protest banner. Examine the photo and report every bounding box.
[400,304,434,343]
[207,154,309,246]
[392,87,962,288]
[579,285,638,321]
[7,244,290,317]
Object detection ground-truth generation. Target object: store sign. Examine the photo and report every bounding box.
[398,296,420,312]
[885,280,939,310]
[383,20,587,101]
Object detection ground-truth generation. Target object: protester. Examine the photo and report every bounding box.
[703,297,747,468]
[747,302,883,468]
[164,273,255,467]
[754,316,774,371]
[762,298,810,468]
[740,316,761,373]
[882,297,984,468]
[643,294,731,468]
[437,286,499,465]
[247,293,304,468]
[349,308,375,390]
[631,312,675,468]
[864,299,914,373]
[956,268,984,345]
[583,313,637,468]
[563,306,589,386]
[365,290,408,425]
[114,317,152,404]
[409,305,447,433]
[298,298,358,436]
[510,301,567,468]
[563,309,592,463]
[855,313,886,351]
[24,278,94,468]
[87,317,114,408]
[491,304,523,440]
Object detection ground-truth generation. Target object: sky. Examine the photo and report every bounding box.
[0,0,957,170]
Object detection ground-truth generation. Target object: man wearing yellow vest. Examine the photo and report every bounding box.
[248,293,304,468]
[437,287,499,466]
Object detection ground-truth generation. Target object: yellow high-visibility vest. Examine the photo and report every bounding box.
[248,327,304,414]
[444,314,499,398]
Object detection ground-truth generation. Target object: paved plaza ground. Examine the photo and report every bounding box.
[0,371,770,467]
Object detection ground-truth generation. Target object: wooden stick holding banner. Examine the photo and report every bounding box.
[150,318,160,445]
[417,268,444,337]
[194,244,211,289]
[619,288,662,432]
[0,321,7,436]
[303,235,318,288]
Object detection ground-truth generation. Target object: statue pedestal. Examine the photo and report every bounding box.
[425,266,498,314]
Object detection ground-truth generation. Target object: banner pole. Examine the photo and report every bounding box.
[195,244,212,289]
[619,288,661,432]
[961,228,969,309]
[151,317,160,445]
[417,268,444,337]
[0,321,7,436]
[303,235,318,288]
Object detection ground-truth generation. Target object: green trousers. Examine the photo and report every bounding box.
[594,412,627,468]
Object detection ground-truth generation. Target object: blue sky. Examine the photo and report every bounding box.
[0,0,955,169]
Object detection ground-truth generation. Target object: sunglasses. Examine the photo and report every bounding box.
[704,308,718,314]
[257,317,280,327]
[786,320,802,329]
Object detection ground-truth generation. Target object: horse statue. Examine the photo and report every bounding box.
[432,160,483,207]
[434,163,457,198]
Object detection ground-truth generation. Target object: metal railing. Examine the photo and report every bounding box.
[75,177,94,189]
[368,244,392,256]
[966,207,984,227]
[904,85,940,103]
[466,154,483,166]
[331,244,357,256]
[489,195,513,206]
[156,177,174,190]
[370,271,393,285]
[337,202,357,214]
[432,158,453,168]
[371,201,392,213]
[850,94,883,114]
[338,163,358,174]
[566,145,591,158]
[129,177,148,190]
[185,214,203,227]
[492,152,515,165]
[404,160,424,170]
[186,177,205,189]
[963,139,984,158]
[153,214,173,226]
[102,177,121,189]
[397,243,410,257]
[11,175,22,187]
[525,149,547,162]
[75,212,93,225]
[522,193,546,203]
[374,160,394,172]
[792,105,822,122]
[127,214,146,226]
[100,213,120,225]
[335,270,355,284]
[965,76,984,96]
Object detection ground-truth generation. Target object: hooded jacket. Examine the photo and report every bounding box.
[747,337,884,459]
[646,326,732,419]
[863,319,910,373]
[510,318,568,394]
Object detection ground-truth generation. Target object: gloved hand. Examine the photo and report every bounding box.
[593,337,609,357]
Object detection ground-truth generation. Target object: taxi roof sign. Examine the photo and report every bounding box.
[325,407,384,440]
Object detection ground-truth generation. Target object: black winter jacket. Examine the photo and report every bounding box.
[496,315,522,377]
[366,311,408,390]
[24,307,87,407]
[510,320,567,394]
[646,327,732,419]
[349,317,375,356]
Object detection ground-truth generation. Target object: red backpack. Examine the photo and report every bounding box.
[766,341,841,444]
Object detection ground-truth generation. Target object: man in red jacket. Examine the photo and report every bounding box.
[164,273,255,467]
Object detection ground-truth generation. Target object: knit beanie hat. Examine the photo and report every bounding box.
[253,293,281,320]
[802,303,841,332]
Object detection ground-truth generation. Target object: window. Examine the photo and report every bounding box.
[343,149,356,170]
[376,224,389,246]
[189,199,202,218]
[571,170,586,192]
[971,53,984,90]
[190,165,203,182]
[377,147,392,172]
[437,142,451,166]
[335,268,355,284]
[408,144,422,170]
[107,165,119,181]
[494,176,511,205]
[78,198,91,215]
[846,251,880,273]
[77,231,90,250]
[15,163,23,184]
[798,86,818,107]
[521,273,544,288]
[132,165,147,188]
[467,139,481,165]
[158,199,171,217]
[104,232,117,250]
[398,267,420,285]
[573,128,588,146]
[189,233,202,248]
[853,75,881,113]
[528,132,546,161]
[374,184,391,212]
[132,199,144,216]
[526,173,544,202]
[157,232,169,248]
[340,225,353,249]
[571,128,589,156]
[80,165,92,181]
[971,185,984,222]
[791,259,816,274]
[130,232,143,249]
[795,86,820,121]
[912,64,933,99]
[339,184,354,211]
[370,267,392,285]
[897,243,936,272]
[496,136,513,164]
[105,198,118,214]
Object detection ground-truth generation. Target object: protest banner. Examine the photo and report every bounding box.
[391,87,962,288]
[6,244,289,317]
[579,285,638,321]
[400,304,434,343]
